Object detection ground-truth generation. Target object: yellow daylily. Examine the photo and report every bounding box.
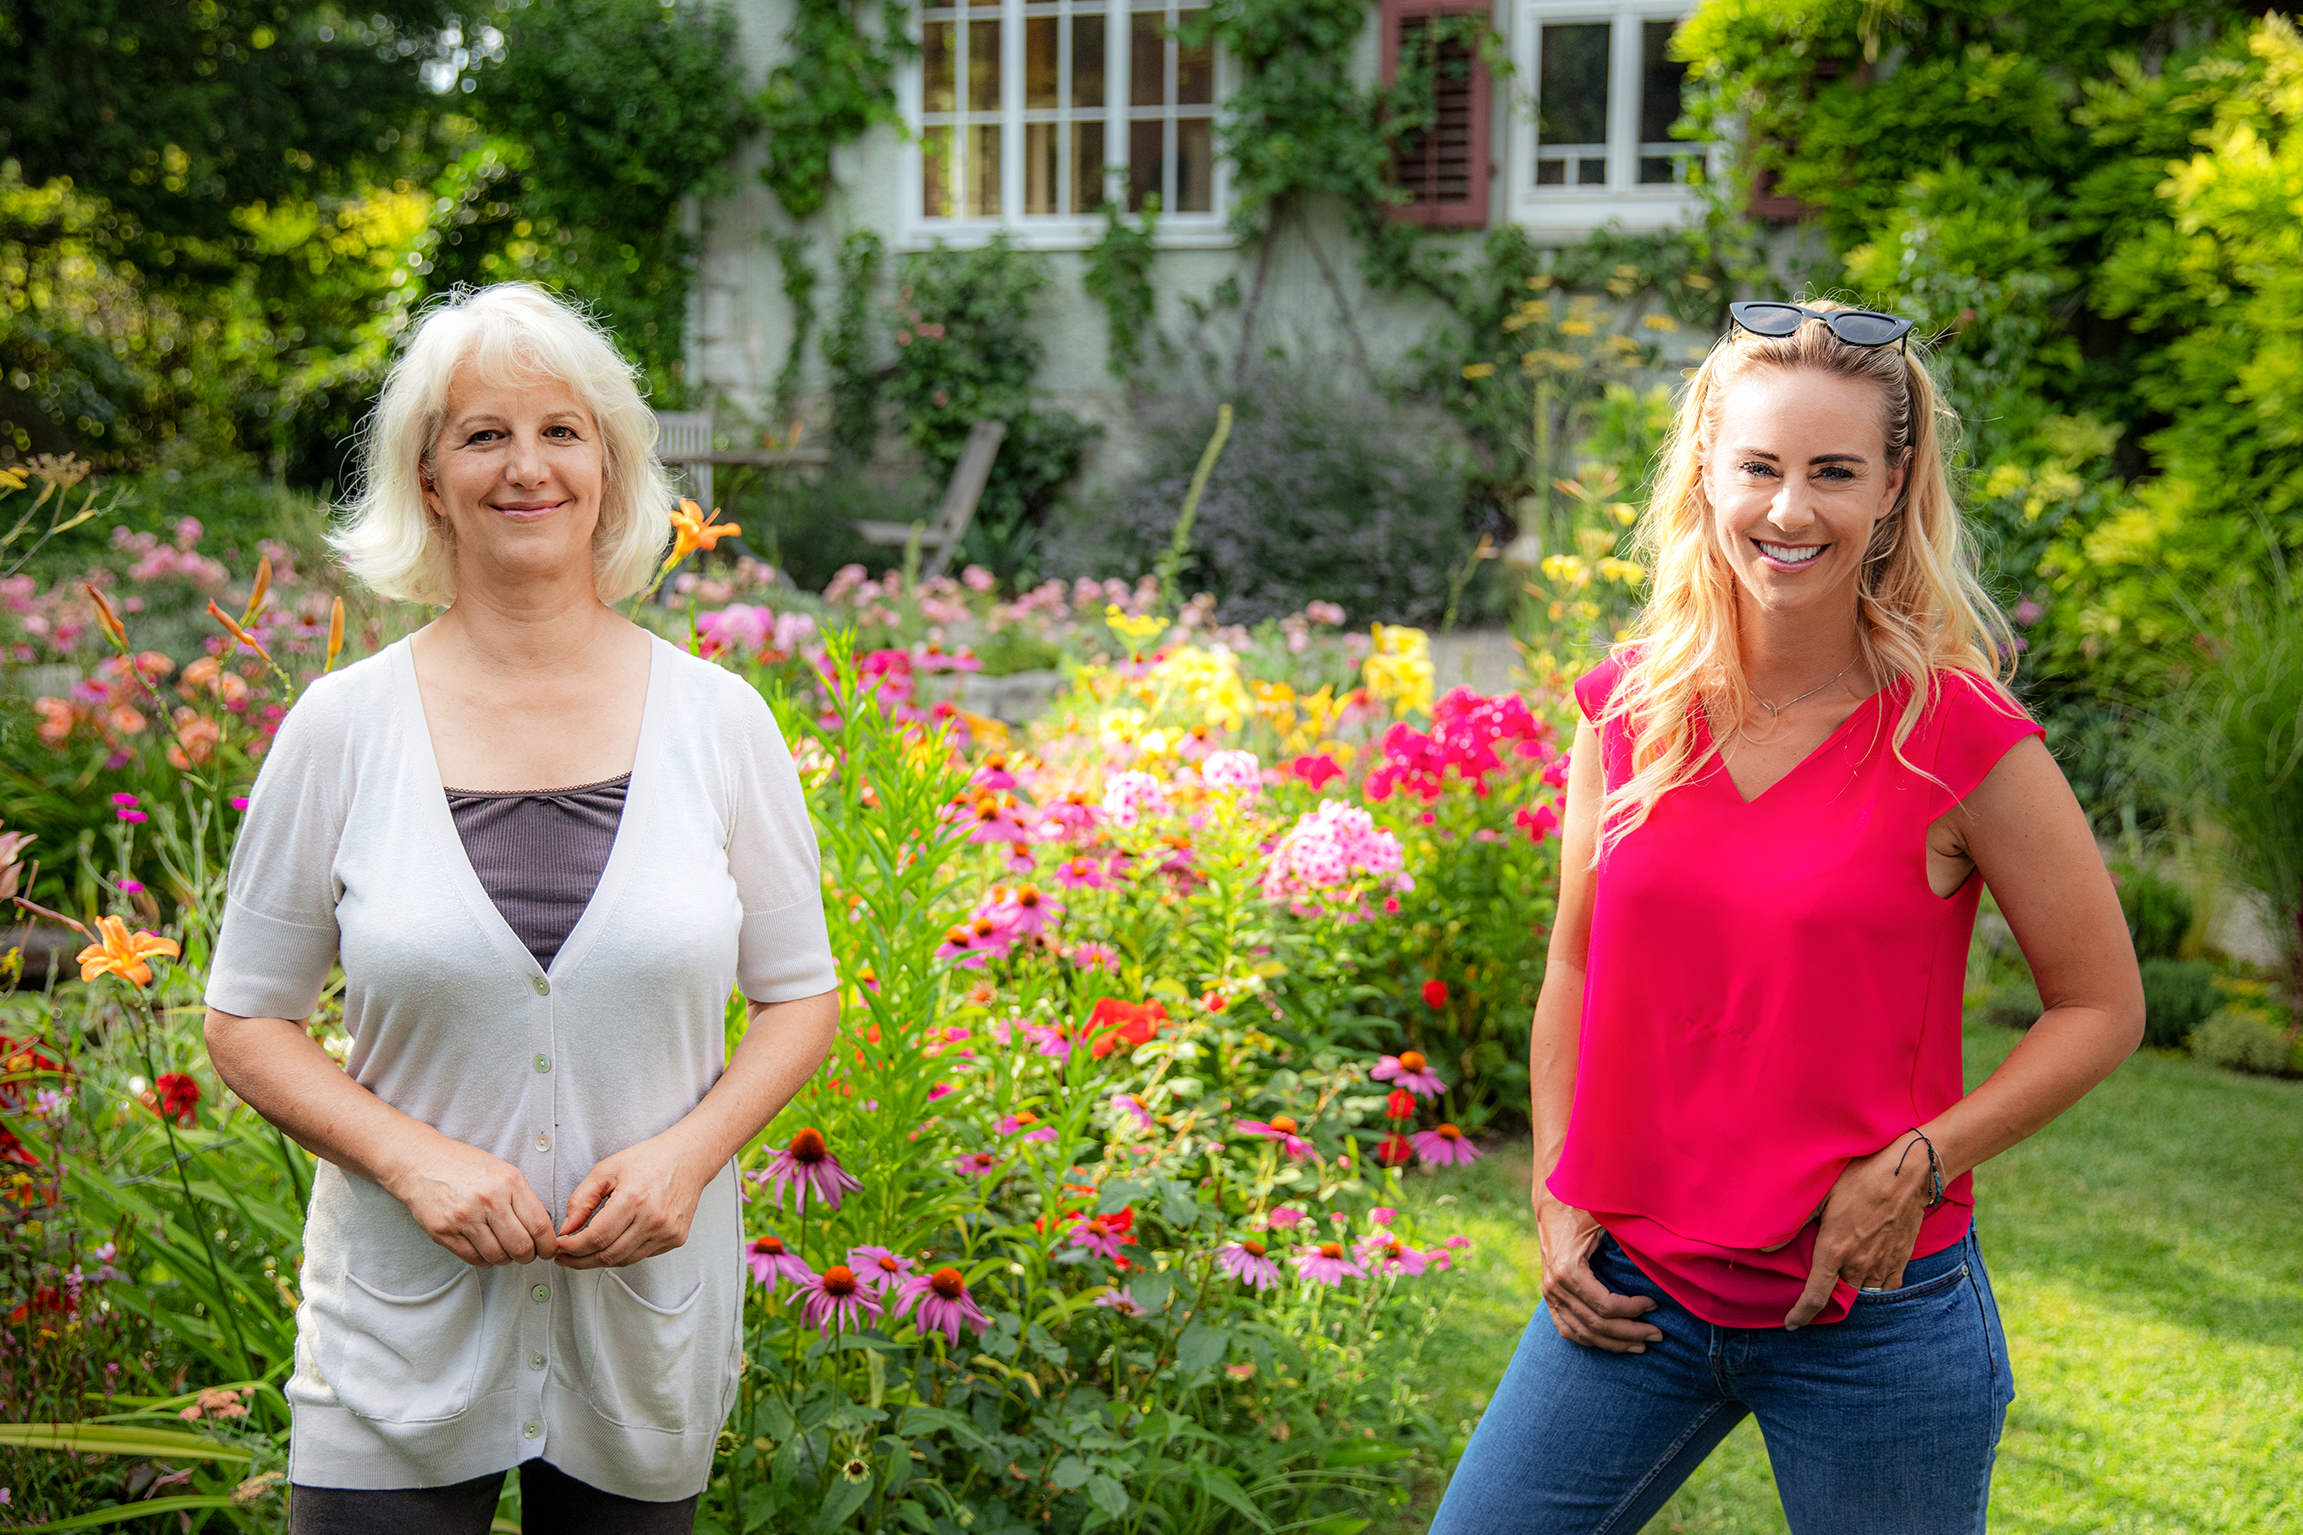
[77,915,180,987]
[665,499,743,566]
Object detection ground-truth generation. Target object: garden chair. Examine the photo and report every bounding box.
[855,419,1005,581]
[654,409,717,515]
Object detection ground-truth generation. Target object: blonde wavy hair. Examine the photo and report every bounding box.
[331,283,673,606]
[1596,300,2021,852]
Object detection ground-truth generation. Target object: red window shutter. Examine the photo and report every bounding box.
[1381,0,1494,227]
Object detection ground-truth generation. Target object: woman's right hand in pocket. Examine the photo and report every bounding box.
[1535,1194,1664,1353]
[383,1132,560,1267]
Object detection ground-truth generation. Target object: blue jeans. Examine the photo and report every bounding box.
[1430,1227,2015,1534]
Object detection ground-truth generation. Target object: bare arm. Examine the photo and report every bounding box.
[1783,735,2143,1325]
[552,988,839,1268]
[1530,719,1666,1353]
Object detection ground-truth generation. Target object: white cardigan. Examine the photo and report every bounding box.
[208,635,836,1499]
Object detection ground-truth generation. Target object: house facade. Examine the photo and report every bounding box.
[687,0,1711,465]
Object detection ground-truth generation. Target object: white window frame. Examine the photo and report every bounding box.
[898,0,1234,251]
[1506,0,1712,238]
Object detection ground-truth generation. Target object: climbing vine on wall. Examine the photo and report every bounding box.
[771,234,821,422]
[755,0,917,219]
[1082,199,1162,379]
[824,229,887,461]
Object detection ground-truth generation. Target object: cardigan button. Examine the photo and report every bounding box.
[522,1420,541,1440]
[532,977,550,996]
[533,1054,550,1073]
[531,1283,550,1303]
[534,1133,551,1152]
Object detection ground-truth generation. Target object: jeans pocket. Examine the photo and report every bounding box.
[1856,1258,1969,1306]
[576,1250,709,1433]
[329,1264,489,1424]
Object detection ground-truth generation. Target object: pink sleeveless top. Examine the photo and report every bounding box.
[1548,656,2042,1328]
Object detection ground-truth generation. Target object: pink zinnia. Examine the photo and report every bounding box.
[1293,1241,1366,1287]
[744,1234,814,1290]
[761,1127,864,1213]
[1234,1115,1312,1161]
[898,1266,991,1344]
[1371,1050,1447,1099]
[1412,1123,1482,1168]
[1216,1239,1280,1290]
[846,1245,916,1294]
[800,1264,883,1332]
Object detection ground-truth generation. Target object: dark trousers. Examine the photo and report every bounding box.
[289,1460,699,1535]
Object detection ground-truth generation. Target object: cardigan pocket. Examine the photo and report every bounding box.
[327,1265,489,1425]
[576,1251,708,1434]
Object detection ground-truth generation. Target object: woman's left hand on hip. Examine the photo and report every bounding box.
[552,1130,712,1269]
[1778,1133,1935,1327]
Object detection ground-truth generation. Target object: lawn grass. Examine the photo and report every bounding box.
[1387,1023,2303,1532]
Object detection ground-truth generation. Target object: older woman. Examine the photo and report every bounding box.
[203,283,838,1534]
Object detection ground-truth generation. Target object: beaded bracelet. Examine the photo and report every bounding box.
[1894,1126,1948,1210]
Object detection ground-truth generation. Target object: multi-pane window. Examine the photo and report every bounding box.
[1523,6,1697,198]
[915,0,1219,231]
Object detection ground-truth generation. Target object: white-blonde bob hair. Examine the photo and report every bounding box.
[1597,299,2022,852]
[332,282,673,606]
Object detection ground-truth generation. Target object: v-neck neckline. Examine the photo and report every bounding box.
[393,636,666,981]
[1702,680,1895,807]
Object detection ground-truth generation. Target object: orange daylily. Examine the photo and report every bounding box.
[664,498,742,566]
[76,915,180,987]
[84,584,127,651]
[324,596,346,673]
[206,601,272,663]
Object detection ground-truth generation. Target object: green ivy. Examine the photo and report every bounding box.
[1082,198,1161,379]
[824,229,887,461]
[754,0,917,219]
[771,233,821,424]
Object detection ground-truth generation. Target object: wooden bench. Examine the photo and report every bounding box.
[854,419,1006,581]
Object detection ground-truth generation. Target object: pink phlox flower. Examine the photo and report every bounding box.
[799,1264,884,1332]
[1515,801,1561,844]
[1370,1054,1448,1099]
[1542,753,1571,788]
[1093,1286,1148,1316]
[899,1266,992,1344]
[1262,1207,1306,1230]
[744,1234,815,1290]
[1292,1242,1366,1287]
[1109,1093,1154,1132]
[1216,1239,1281,1290]
[1411,1124,1482,1168]
[1234,1117,1313,1161]
[1260,800,1407,915]
[1284,753,1344,789]
[760,1128,864,1213]
[1100,770,1169,829]
[1197,749,1262,799]
[1369,1206,1397,1226]
[845,1245,917,1294]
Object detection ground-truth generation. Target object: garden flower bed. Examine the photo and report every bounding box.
[0,515,1575,1531]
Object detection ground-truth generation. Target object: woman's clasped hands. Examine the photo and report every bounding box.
[384,1126,710,1269]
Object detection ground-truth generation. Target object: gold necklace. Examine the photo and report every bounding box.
[1750,662,1853,720]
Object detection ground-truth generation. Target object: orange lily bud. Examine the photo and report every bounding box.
[84,584,127,651]
[325,597,346,673]
[239,556,273,627]
[206,601,272,663]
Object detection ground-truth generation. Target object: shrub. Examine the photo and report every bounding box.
[730,468,902,595]
[2191,1009,2296,1077]
[1980,982,2041,1032]
[2139,958,2219,1049]
[1057,361,1479,626]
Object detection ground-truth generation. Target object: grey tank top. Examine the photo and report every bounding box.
[444,773,630,970]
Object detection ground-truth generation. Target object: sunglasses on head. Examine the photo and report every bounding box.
[1728,301,1915,351]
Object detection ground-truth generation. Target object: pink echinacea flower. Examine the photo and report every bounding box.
[1411,1123,1482,1168]
[1293,1241,1366,1287]
[761,1127,864,1213]
[1217,1239,1281,1290]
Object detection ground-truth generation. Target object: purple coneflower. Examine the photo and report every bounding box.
[1357,1233,1431,1276]
[1110,1093,1154,1132]
[998,1112,1059,1144]
[899,1265,991,1344]
[954,1150,1000,1178]
[1069,1209,1135,1261]
[1053,855,1112,890]
[1216,1239,1280,1290]
[1371,1050,1448,1099]
[1068,942,1120,972]
[1411,1123,1482,1168]
[846,1245,916,1294]
[745,1233,814,1290]
[1022,1023,1072,1060]
[800,1264,883,1332]
[1093,1286,1148,1316]
[762,1127,864,1213]
[1294,1241,1366,1287]
[1234,1115,1313,1160]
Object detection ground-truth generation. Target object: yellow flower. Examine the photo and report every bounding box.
[1363,624,1434,716]
[1598,556,1648,586]
[1560,318,1597,338]
[1541,553,1592,591]
[1152,645,1250,732]
[76,915,180,988]
[1640,313,1680,333]
[0,467,26,491]
[665,499,742,566]
[1608,501,1639,527]
[1461,362,1497,379]
[1103,604,1169,654]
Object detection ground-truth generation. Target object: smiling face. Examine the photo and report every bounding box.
[420,364,606,595]
[1701,366,1909,621]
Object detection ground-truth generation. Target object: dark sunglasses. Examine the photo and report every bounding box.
[1728,301,1914,351]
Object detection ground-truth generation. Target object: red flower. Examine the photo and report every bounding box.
[1086,998,1169,1059]
[1385,1088,1417,1120]
[1421,979,1449,1009]
[1376,1132,1414,1167]
[1285,754,1344,789]
[154,1071,200,1126]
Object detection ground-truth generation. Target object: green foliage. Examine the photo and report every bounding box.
[753,0,915,219]
[887,239,1096,580]
[2139,958,2219,1049]
[1082,200,1162,380]
[731,468,894,593]
[769,234,820,423]
[824,229,887,462]
[472,0,756,398]
[1198,0,1395,239]
[1979,980,2042,1032]
[2191,1008,2296,1076]
[2118,873,2195,963]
